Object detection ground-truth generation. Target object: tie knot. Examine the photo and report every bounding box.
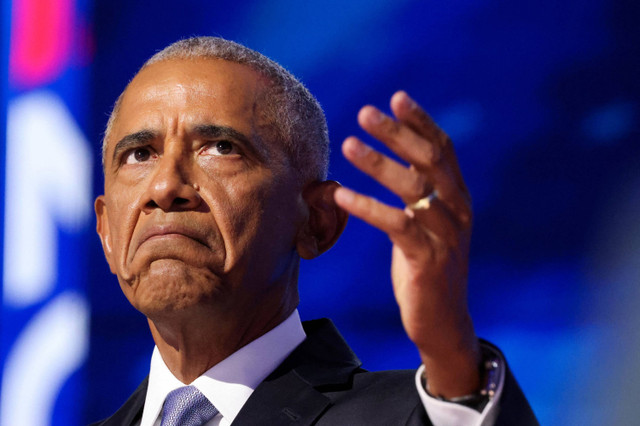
[161,386,218,426]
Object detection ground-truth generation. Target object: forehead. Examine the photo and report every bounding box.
[108,58,270,150]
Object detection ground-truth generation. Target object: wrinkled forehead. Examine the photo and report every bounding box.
[123,60,261,120]
[107,58,280,153]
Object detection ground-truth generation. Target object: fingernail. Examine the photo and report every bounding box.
[335,188,355,204]
[347,139,372,158]
[402,92,417,110]
[367,108,384,125]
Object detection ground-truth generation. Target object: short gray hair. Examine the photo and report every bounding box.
[103,36,329,182]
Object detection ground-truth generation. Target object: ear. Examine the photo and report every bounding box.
[95,195,116,273]
[296,180,349,260]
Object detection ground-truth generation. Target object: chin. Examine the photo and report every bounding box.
[127,259,224,317]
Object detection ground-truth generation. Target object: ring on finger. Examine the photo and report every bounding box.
[406,191,438,210]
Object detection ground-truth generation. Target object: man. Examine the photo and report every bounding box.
[92,37,537,425]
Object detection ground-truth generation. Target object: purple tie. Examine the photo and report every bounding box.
[160,386,218,426]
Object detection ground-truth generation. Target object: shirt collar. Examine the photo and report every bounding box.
[140,310,306,426]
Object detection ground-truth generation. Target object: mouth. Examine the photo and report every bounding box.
[135,223,210,252]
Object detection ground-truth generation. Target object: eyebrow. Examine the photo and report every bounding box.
[192,124,251,144]
[192,124,266,160]
[110,124,266,167]
[112,130,156,164]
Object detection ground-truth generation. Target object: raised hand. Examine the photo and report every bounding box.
[334,91,482,397]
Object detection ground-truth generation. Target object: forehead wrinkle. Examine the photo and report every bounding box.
[108,59,294,172]
[136,83,217,109]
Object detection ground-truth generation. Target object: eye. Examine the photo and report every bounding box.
[124,147,155,164]
[202,140,241,156]
[216,140,233,155]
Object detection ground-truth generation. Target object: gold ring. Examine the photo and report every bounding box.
[406,191,437,210]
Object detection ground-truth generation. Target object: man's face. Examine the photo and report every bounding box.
[96,58,305,320]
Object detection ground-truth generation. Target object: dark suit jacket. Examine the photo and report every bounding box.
[91,319,538,425]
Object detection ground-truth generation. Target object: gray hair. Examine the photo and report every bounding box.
[103,36,329,182]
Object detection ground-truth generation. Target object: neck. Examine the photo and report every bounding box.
[149,304,295,383]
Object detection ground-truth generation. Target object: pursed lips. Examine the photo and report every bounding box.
[135,224,210,252]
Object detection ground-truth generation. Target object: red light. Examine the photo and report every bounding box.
[9,0,74,89]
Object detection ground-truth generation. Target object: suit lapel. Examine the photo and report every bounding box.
[95,319,360,426]
[230,369,331,426]
[232,319,362,426]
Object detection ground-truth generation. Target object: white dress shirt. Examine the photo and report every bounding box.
[140,310,504,425]
[139,311,306,426]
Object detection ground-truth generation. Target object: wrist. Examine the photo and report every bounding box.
[422,345,500,412]
[419,336,482,398]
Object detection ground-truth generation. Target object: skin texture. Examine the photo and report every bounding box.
[95,58,346,382]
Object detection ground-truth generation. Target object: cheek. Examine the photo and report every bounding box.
[105,189,141,259]
[235,180,301,252]
[204,172,293,259]
[219,183,269,247]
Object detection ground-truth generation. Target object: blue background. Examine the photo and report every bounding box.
[3,0,640,424]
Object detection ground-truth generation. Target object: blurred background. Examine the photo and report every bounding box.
[1,0,639,424]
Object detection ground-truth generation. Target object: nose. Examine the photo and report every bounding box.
[142,154,201,212]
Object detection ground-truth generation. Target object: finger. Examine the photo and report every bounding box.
[390,91,447,149]
[356,103,460,198]
[357,105,441,171]
[387,91,472,221]
[334,186,435,255]
[341,137,433,203]
[356,96,472,225]
[427,164,473,226]
[405,198,470,247]
[345,118,470,224]
[390,91,469,193]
